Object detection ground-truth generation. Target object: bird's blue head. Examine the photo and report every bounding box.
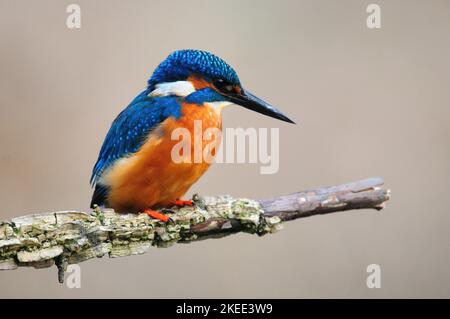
[148,50,240,88]
[147,50,294,123]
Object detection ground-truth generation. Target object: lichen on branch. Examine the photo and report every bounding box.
[0,178,390,283]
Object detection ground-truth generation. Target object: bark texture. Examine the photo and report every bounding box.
[0,178,390,283]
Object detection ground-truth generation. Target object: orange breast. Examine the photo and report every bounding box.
[104,103,222,213]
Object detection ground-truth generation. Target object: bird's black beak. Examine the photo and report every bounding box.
[226,89,295,124]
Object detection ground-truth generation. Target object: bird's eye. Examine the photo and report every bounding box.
[224,85,234,92]
[214,79,234,94]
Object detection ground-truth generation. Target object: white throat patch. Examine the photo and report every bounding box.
[149,81,196,97]
[205,101,233,114]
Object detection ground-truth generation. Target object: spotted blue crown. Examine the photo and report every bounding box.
[148,50,240,89]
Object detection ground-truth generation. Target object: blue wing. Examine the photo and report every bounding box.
[90,90,182,206]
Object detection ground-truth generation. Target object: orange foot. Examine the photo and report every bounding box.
[174,199,194,207]
[143,209,173,223]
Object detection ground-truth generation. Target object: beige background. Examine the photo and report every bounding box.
[0,0,449,298]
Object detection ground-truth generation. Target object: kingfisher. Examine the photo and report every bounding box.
[90,49,294,222]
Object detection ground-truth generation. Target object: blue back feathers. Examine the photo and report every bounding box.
[148,50,240,89]
[90,90,181,186]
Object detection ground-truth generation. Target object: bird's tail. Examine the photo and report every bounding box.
[90,184,110,208]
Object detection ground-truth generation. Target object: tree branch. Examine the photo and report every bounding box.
[0,177,390,283]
